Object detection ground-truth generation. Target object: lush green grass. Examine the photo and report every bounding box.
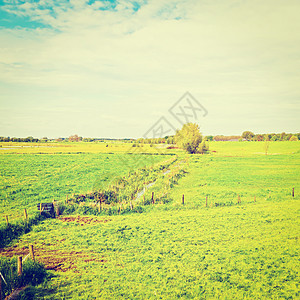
[54,155,187,217]
[0,141,182,155]
[0,153,167,224]
[1,141,299,299]
[0,142,298,299]
[13,198,299,299]
[166,154,300,208]
[209,140,300,156]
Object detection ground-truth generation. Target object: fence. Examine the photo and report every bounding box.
[0,245,35,300]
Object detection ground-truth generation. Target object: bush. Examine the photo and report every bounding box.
[0,257,47,298]
[175,123,203,154]
[242,131,255,141]
[289,135,298,141]
[197,141,209,154]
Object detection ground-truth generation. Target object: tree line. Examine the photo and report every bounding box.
[241,131,300,141]
[0,135,134,143]
[0,131,299,144]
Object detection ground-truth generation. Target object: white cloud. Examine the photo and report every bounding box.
[0,0,299,137]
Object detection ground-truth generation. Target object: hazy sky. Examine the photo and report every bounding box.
[0,0,299,139]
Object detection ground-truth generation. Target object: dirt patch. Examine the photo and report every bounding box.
[0,246,105,273]
[58,216,111,225]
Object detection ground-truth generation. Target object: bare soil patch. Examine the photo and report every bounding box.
[58,216,111,225]
[0,246,105,272]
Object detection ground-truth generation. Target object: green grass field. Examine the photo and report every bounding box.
[0,141,299,299]
[0,152,168,224]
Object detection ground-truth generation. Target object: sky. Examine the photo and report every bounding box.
[0,0,299,139]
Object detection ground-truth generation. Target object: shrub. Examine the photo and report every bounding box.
[242,131,255,141]
[197,141,209,154]
[175,123,203,154]
[289,135,298,141]
[0,257,47,298]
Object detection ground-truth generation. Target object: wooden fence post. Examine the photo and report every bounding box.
[17,256,22,276]
[238,195,241,204]
[29,245,35,261]
[292,188,294,197]
[152,192,154,204]
[254,196,256,203]
[5,216,9,226]
[182,194,184,205]
[206,196,208,207]
[24,209,28,221]
[130,201,133,210]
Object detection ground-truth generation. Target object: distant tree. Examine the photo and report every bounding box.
[166,136,175,144]
[242,131,255,141]
[213,135,224,141]
[206,135,213,141]
[213,135,241,141]
[286,134,292,141]
[271,135,278,141]
[255,134,264,141]
[69,134,80,142]
[280,132,286,141]
[175,123,203,154]
[289,135,298,141]
[282,135,289,141]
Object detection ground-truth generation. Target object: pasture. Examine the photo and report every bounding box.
[0,141,299,299]
[0,149,169,224]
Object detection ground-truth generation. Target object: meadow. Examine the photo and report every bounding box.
[0,146,171,224]
[0,141,299,299]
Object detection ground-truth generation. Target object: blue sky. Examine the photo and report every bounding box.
[0,0,299,138]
